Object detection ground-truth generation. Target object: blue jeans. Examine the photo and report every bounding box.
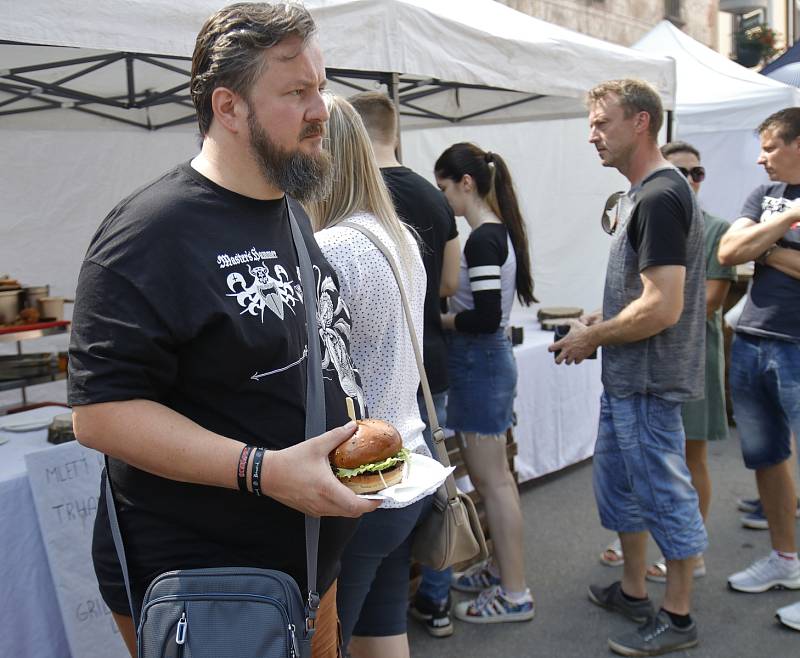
[415,390,453,606]
[730,333,800,469]
[593,391,708,561]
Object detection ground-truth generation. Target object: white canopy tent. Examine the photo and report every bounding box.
[1,0,675,129]
[0,0,676,406]
[634,20,800,221]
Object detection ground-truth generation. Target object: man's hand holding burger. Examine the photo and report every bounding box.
[260,421,380,518]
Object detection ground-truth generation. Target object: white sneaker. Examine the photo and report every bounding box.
[727,554,800,593]
[776,600,800,631]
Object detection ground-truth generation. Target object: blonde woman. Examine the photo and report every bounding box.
[307,94,430,658]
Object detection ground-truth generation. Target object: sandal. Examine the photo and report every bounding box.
[645,555,706,583]
[599,538,624,567]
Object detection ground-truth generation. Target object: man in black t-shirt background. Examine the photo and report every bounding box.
[349,91,461,637]
[68,4,378,656]
[719,108,800,631]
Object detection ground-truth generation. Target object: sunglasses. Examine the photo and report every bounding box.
[601,191,625,235]
[677,166,705,183]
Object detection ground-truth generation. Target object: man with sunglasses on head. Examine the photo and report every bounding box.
[551,79,706,656]
[718,108,800,633]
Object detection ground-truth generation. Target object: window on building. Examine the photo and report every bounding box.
[664,0,683,27]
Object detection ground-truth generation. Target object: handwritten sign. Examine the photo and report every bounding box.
[26,442,128,658]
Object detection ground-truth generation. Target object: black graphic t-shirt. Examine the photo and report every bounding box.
[738,182,800,342]
[68,162,364,604]
[381,166,457,393]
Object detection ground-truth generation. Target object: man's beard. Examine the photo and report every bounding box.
[247,108,332,202]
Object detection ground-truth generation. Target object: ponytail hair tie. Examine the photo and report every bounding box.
[485,151,494,164]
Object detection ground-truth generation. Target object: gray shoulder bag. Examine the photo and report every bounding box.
[340,221,488,570]
[105,201,326,658]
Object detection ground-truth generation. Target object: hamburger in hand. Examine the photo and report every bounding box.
[330,418,409,494]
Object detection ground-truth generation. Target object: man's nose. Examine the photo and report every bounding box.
[306,90,329,124]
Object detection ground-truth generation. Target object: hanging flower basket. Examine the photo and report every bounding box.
[735,24,780,67]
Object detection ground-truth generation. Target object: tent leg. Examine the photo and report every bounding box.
[666,109,674,143]
[388,71,402,163]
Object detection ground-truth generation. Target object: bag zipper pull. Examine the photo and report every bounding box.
[175,612,187,645]
[289,623,299,658]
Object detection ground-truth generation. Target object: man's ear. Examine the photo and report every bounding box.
[634,111,651,136]
[210,87,247,134]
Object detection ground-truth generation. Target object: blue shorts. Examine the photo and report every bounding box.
[593,391,708,561]
[730,333,800,470]
[446,330,516,434]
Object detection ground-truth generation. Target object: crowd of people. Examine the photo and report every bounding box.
[65,3,799,657]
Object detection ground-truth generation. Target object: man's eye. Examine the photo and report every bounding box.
[291,89,303,96]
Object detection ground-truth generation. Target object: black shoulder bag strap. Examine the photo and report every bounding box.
[104,198,325,634]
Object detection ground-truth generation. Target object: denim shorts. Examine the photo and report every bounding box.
[730,333,800,469]
[593,391,708,561]
[446,329,516,434]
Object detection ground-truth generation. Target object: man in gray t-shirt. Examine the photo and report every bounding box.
[552,79,707,657]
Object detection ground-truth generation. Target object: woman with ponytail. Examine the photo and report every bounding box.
[435,142,535,624]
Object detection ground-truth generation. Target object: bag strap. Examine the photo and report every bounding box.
[287,200,324,631]
[339,221,458,501]
[103,199,325,632]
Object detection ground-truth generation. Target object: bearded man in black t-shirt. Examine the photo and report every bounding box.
[68,4,378,656]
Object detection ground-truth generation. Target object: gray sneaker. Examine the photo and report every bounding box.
[608,610,698,656]
[588,581,654,623]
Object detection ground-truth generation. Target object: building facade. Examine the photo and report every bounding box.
[498,0,720,49]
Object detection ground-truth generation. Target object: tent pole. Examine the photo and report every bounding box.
[666,109,674,143]
[388,71,402,163]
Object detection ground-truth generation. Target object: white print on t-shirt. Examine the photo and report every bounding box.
[315,265,366,417]
[217,246,278,268]
[226,262,301,321]
[761,195,800,220]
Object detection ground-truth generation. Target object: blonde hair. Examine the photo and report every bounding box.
[587,79,663,138]
[306,93,415,270]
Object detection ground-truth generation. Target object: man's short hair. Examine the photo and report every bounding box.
[191,2,316,136]
[758,107,800,143]
[661,141,700,160]
[348,91,398,144]
[587,79,664,138]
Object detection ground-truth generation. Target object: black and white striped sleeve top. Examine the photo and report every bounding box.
[449,223,517,334]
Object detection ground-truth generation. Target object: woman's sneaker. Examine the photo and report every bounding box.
[728,553,800,593]
[453,585,535,624]
[452,559,501,593]
[408,594,454,637]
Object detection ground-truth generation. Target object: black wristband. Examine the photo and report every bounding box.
[237,445,254,494]
[251,447,266,497]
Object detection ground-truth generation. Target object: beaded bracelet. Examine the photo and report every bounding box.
[251,447,266,497]
[237,445,254,494]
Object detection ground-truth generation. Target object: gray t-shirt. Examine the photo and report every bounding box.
[601,167,706,402]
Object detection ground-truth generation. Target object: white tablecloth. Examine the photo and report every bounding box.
[0,406,71,658]
[511,320,602,482]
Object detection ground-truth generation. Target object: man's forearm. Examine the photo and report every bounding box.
[73,399,242,489]
[765,246,800,280]
[719,213,799,265]
[73,399,378,518]
[587,296,674,347]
